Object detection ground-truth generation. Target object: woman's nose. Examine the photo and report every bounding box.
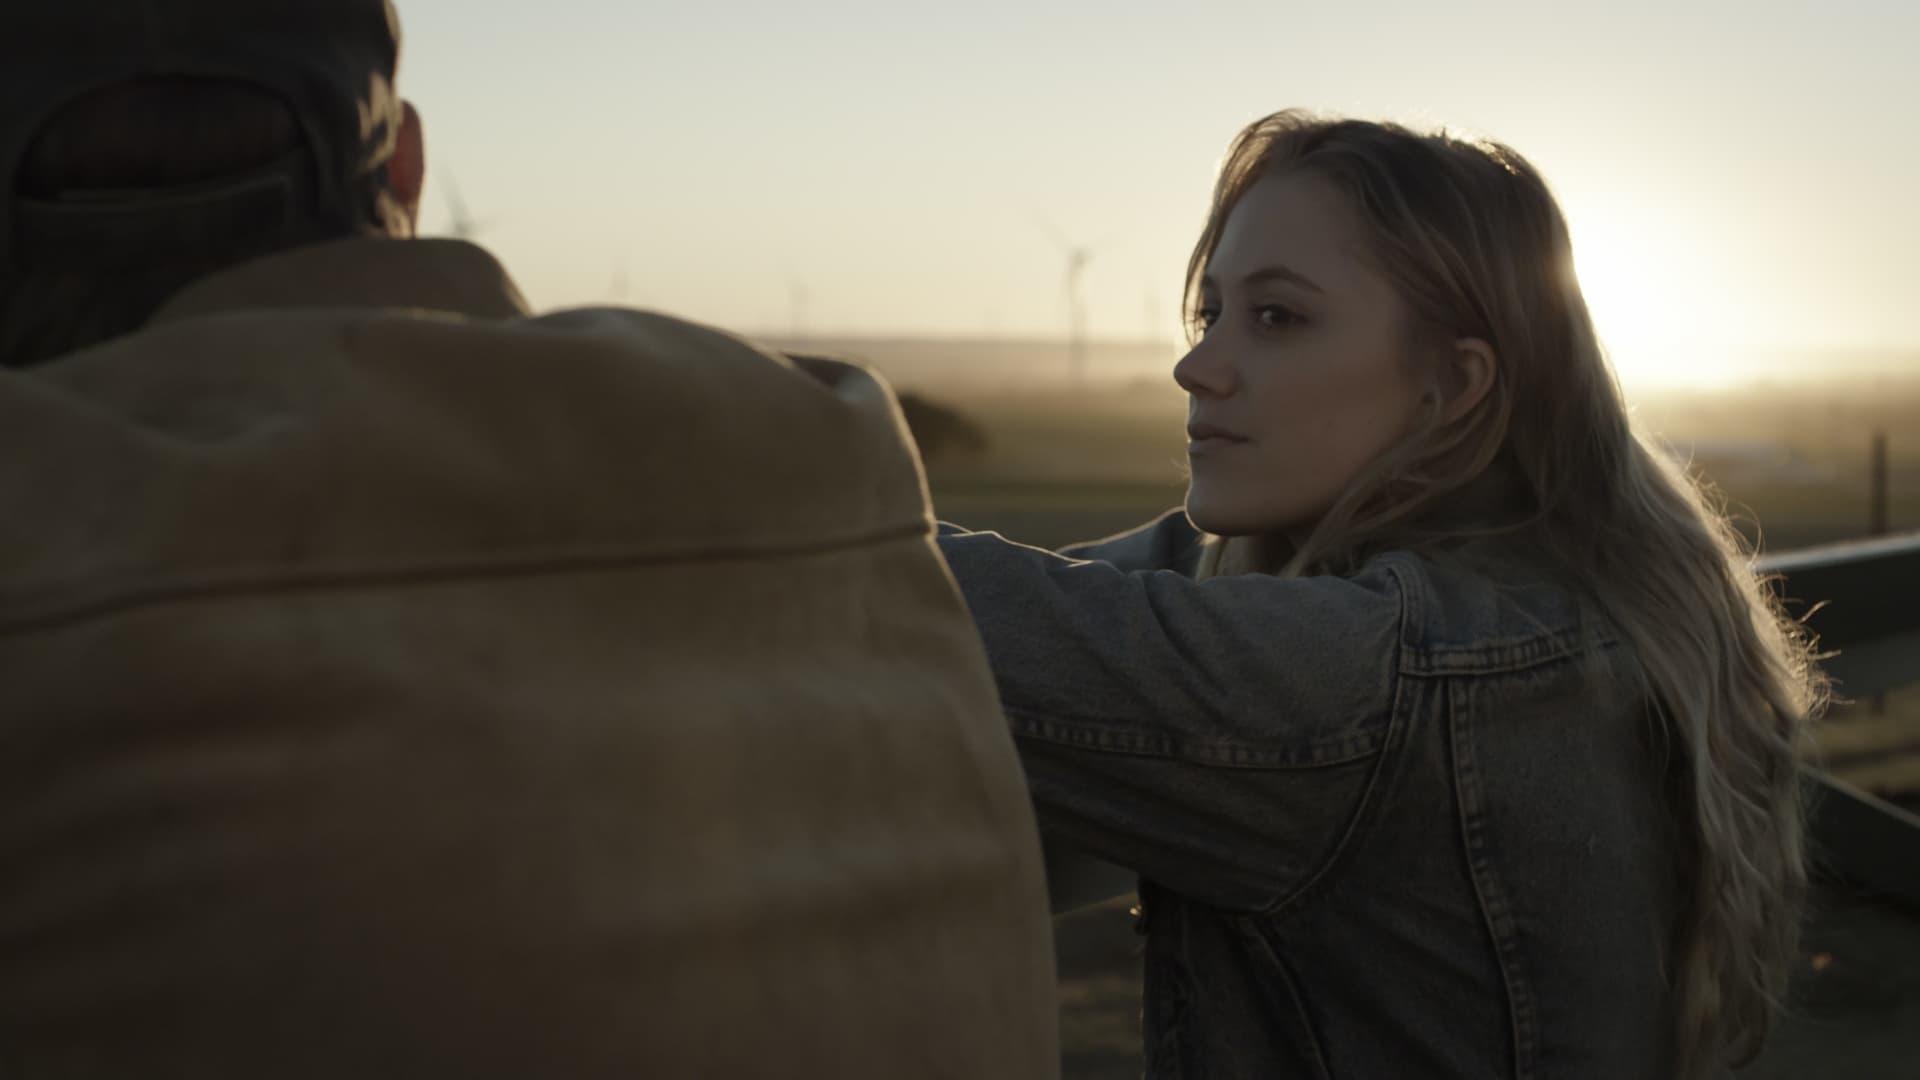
[1173,337,1236,398]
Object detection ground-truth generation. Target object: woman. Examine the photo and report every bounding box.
[936,111,1825,1079]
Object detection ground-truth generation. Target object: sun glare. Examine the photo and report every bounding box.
[1565,204,1741,390]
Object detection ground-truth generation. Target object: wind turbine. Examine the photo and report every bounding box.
[441,170,495,242]
[1037,217,1106,383]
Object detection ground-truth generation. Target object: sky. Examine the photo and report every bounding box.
[394,0,1919,387]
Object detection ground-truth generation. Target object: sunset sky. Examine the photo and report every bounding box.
[394,0,1918,387]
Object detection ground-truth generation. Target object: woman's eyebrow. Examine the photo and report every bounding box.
[1242,265,1324,293]
[1200,265,1325,294]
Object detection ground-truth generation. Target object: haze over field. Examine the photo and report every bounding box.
[762,337,1920,396]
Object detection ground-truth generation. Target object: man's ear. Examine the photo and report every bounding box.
[1438,336,1498,423]
[388,101,425,236]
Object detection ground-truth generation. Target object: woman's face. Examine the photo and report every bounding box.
[1176,169,1431,538]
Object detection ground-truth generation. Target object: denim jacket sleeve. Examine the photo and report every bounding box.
[935,527,1408,911]
[938,508,1202,575]
[1055,508,1205,575]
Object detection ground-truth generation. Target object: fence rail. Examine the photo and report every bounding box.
[1762,531,1920,905]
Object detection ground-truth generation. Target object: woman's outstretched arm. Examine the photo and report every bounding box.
[936,527,1409,912]
[1055,509,1204,574]
[938,508,1201,575]
[951,511,1199,912]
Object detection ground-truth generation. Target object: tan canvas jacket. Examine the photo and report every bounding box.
[0,237,1058,1078]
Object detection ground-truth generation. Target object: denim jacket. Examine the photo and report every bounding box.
[936,506,1681,1079]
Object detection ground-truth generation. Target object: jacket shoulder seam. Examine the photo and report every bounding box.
[0,522,931,638]
[1004,706,1385,769]
[1449,676,1540,1077]
[1256,558,1415,915]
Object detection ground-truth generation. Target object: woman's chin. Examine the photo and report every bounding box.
[1185,492,1308,540]
[1183,497,1259,538]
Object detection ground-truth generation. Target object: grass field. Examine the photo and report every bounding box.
[922,376,1920,552]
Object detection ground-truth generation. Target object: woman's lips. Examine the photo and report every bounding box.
[1187,435,1248,455]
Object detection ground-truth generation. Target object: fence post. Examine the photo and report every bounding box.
[1871,429,1889,714]
[1871,430,1889,537]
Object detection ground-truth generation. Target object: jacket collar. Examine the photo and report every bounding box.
[148,235,532,327]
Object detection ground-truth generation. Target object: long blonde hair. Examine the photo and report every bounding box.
[1185,111,1827,1077]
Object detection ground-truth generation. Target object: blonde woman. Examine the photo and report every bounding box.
[937,111,1826,1079]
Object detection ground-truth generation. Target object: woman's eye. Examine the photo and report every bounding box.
[1194,307,1221,332]
[1256,304,1304,329]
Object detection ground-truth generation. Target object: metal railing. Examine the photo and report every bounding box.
[1762,532,1920,905]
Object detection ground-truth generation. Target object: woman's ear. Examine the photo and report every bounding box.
[388,101,426,236]
[1439,337,1497,423]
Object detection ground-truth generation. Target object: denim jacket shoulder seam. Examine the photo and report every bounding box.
[1003,705,1385,768]
[1001,556,1412,768]
[1448,675,1540,1078]
[1413,630,1620,680]
[1383,552,1619,678]
[1256,559,1416,917]
[1406,629,1619,677]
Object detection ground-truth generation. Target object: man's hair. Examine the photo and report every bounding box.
[1,76,406,368]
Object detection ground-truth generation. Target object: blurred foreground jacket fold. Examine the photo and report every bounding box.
[0,236,1059,1078]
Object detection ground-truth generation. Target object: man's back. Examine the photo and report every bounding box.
[0,237,1059,1076]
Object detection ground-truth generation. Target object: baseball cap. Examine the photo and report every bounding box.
[1,0,405,272]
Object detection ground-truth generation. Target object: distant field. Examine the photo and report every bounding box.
[923,377,1920,552]
[925,383,1187,547]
